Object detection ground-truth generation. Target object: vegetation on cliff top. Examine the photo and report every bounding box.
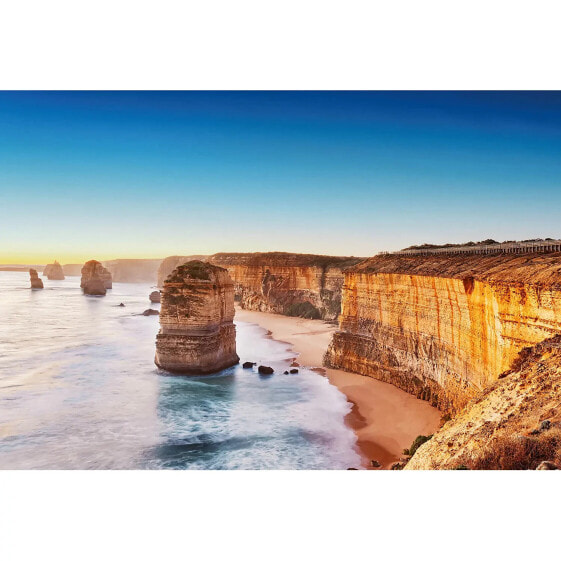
[402,238,558,250]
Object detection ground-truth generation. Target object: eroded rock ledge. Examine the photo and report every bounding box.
[155,261,239,374]
[325,252,561,413]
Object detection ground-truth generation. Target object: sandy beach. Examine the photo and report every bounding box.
[235,307,441,469]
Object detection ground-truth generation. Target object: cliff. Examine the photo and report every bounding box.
[80,260,113,291]
[158,252,363,320]
[62,264,83,276]
[325,253,561,412]
[43,261,65,280]
[157,255,210,287]
[155,261,239,374]
[103,258,163,283]
[406,335,561,470]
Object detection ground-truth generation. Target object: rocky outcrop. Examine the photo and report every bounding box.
[149,291,161,303]
[325,253,561,413]
[43,261,65,280]
[83,276,106,295]
[103,259,163,283]
[406,336,561,470]
[155,261,239,374]
[29,269,43,289]
[80,260,112,291]
[158,252,363,320]
[157,255,209,287]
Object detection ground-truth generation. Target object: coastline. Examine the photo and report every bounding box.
[235,306,441,469]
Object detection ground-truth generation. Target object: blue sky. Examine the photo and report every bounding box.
[1,91,560,263]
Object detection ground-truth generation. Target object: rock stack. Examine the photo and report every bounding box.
[43,260,65,280]
[149,290,161,303]
[155,260,239,374]
[80,260,112,291]
[81,260,112,295]
[29,269,44,289]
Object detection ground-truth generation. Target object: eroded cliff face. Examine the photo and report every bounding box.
[406,336,561,470]
[325,253,561,412]
[158,253,363,320]
[155,261,239,374]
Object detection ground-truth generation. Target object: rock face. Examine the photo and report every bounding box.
[149,291,161,303]
[80,260,112,291]
[406,336,561,470]
[157,255,210,287]
[157,252,363,320]
[29,269,44,289]
[43,261,65,280]
[155,261,239,374]
[325,253,561,413]
[103,259,163,283]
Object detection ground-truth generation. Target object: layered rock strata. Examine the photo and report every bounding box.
[43,261,65,280]
[158,253,363,320]
[80,260,112,291]
[406,336,561,470]
[155,261,239,374]
[29,269,44,289]
[325,253,561,412]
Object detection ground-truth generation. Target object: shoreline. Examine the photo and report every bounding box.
[235,307,441,469]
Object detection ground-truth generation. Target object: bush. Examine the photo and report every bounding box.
[468,428,561,470]
[286,301,321,320]
[404,434,433,457]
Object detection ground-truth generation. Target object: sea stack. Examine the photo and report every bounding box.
[29,268,44,289]
[44,260,65,280]
[80,260,112,291]
[149,290,161,303]
[155,260,239,374]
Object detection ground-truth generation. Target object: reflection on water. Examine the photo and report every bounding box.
[0,271,360,469]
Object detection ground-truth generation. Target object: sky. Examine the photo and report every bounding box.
[1,91,561,264]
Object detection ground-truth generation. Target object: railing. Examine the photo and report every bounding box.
[378,240,561,257]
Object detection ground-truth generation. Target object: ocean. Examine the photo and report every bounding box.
[0,271,360,469]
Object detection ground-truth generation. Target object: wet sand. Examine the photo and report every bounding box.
[235,307,441,469]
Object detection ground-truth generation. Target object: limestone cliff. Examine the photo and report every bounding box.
[80,260,113,291]
[62,264,83,276]
[406,335,561,470]
[158,252,363,320]
[43,261,65,280]
[325,253,561,412]
[103,258,162,283]
[155,261,239,374]
[157,255,209,287]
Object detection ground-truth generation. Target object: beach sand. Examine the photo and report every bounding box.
[235,307,441,469]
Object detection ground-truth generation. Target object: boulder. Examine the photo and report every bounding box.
[242,361,256,369]
[142,309,159,316]
[290,368,299,374]
[149,291,161,303]
[258,365,274,375]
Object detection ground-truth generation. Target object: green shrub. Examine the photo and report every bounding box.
[286,301,321,320]
[404,434,433,457]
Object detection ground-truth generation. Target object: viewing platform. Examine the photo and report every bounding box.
[379,240,561,257]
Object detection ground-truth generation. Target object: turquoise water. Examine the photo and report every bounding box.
[0,272,360,469]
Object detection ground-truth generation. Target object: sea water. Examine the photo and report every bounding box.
[0,272,360,469]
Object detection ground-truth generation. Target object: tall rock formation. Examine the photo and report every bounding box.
[29,268,44,289]
[80,260,112,291]
[157,252,363,320]
[157,255,209,287]
[43,260,65,280]
[155,261,239,374]
[325,253,561,413]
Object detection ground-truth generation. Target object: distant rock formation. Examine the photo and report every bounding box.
[83,275,106,295]
[149,291,161,303]
[157,255,209,287]
[80,260,112,291]
[29,268,44,289]
[155,261,239,374]
[43,260,65,280]
[103,259,163,283]
[62,264,83,276]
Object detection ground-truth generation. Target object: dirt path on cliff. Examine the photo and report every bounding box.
[234,307,441,469]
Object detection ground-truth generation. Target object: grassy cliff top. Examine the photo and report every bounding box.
[210,252,364,269]
[165,260,228,283]
[351,252,561,285]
